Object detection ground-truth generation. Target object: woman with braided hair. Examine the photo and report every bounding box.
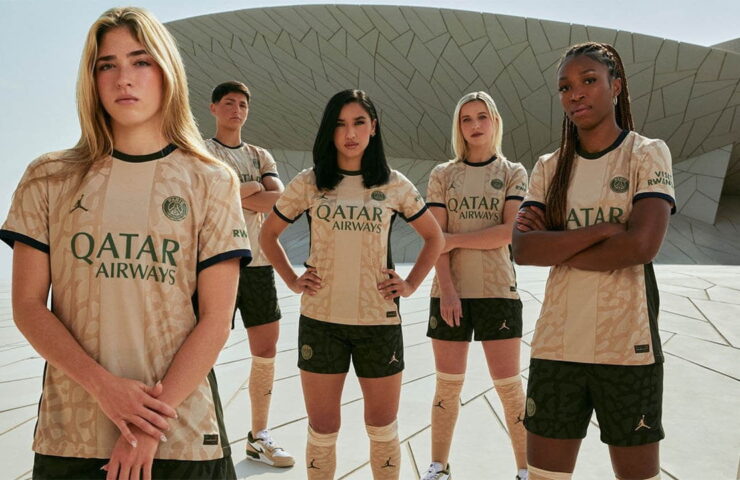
[513,42,675,480]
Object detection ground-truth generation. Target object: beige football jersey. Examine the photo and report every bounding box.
[523,131,675,366]
[1,146,251,460]
[205,138,278,267]
[274,169,426,325]
[426,156,527,299]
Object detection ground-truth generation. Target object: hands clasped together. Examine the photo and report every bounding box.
[91,373,178,480]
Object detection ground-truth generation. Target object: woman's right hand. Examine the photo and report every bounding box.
[90,373,177,446]
[440,290,462,327]
[288,267,322,295]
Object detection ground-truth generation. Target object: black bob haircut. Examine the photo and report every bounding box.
[211,81,251,104]
[313,89,390,191]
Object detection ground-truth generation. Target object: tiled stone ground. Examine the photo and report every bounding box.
[0,265,738,479]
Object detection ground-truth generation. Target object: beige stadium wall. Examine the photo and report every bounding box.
[168,5,740,264]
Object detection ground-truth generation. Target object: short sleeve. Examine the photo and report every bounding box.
[0,158,51,253]
[203,139,217,156]
[273,170,311,223]
[634,140,676,214]
[426,165,446,208]
[197,168,252,272]
[394,173,427,222]
[505,163,528,201]
[259,149,279,179]
[521,156,548,210]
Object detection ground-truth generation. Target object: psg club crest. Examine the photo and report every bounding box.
[162,196,189,221]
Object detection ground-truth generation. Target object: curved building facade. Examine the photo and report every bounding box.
[167,5,740,264]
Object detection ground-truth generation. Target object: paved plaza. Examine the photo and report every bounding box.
[0,264,738,479]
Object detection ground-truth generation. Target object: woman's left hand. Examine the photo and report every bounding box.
[102,427,160,480]
[516,205,546,232]
[378,269,415,299]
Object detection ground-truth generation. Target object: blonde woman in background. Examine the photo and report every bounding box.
[422,91,528,480]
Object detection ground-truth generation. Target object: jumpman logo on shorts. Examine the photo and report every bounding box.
[499,319,510,331]
[308,459,320,469]
[434,399,445,409]
[634,414,652,431]
[381,457,395,468]
[265,389,272,396]
[70,194,89,213]
[515,414,524,424]
[388,351,400,364]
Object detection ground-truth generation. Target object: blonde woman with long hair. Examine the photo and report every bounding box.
[422,92,528,480]
[1,7,249,479]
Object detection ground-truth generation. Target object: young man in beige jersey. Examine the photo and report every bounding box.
[205,81,294,468]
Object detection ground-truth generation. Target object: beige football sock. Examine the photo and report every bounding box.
[306,425,338,480]
[494,374,527,469]
[431,371,464,465]
[527,464,572,480]
[249,355,275,434]
[366,420,401,480]
[617,475,661,480]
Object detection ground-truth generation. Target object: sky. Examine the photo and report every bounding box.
[0,0,738,278]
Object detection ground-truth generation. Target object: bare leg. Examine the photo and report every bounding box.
[609,442,660,480]
[359,373,402,480]
[302,371,347,480]
[527,432,582,474]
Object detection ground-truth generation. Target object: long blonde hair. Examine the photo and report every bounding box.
[37,7,221,185]
[450,91,504,162]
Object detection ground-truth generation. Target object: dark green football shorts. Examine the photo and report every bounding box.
[297,315,404,378]
[426,297,522,342]
[234,265,281,328]
[524,358,665,446]
[32,453,236,480]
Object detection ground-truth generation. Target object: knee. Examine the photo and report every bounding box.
[309,416,341,434]
[365,411,397,428]
[250,345,277,358]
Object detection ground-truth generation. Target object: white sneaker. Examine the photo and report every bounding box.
[421,462,451,480]
[246,429,295,468]
[516,469,529,480]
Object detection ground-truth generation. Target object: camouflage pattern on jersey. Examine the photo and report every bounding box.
[1,148,250,460]
[274,169,426,326]
[205,139,278,267]
[522,132,675,365]
[426,156,527,299]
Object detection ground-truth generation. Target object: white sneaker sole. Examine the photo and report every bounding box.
[246,444,295,468]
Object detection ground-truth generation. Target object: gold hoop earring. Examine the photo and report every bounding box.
[613,96,618,105]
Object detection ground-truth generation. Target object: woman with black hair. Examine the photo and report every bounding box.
[260,89,444,480]
[513,42,675,480]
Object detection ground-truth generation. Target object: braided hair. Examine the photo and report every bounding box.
[544,42,634,230]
